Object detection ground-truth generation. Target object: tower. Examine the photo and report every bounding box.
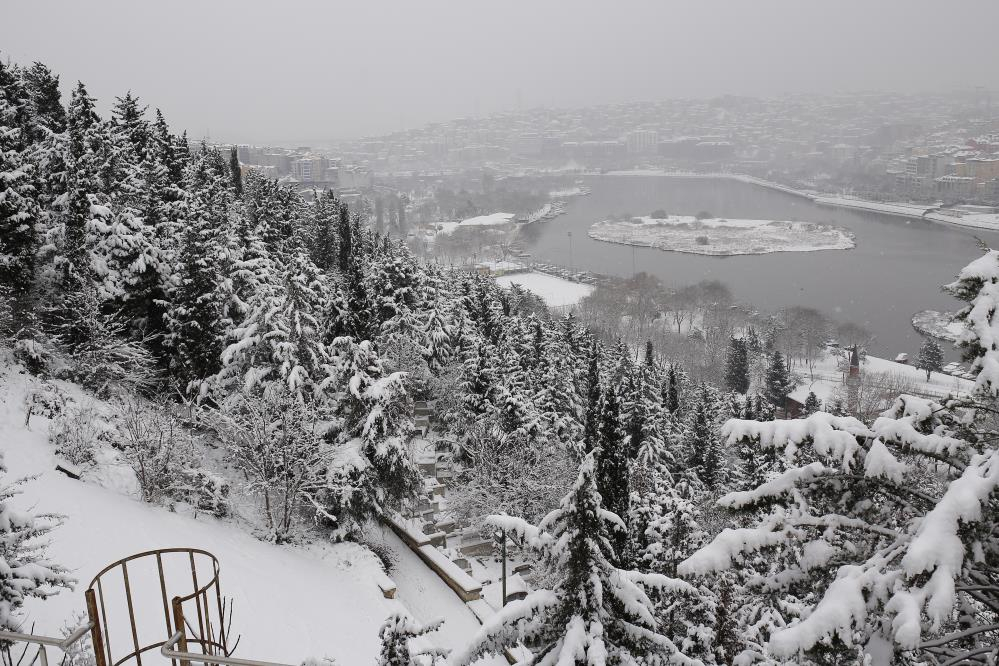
[846,345,861,414]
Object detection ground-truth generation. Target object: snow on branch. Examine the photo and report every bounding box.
[717,462,831,509]
[722,413,870,468]
[678,524,785,576]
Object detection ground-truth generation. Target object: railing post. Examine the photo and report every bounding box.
[172,597,191,666]
[85,588,107,666]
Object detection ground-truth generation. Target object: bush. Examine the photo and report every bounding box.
[49,402,112,465]
[112,394,197,504]
[650,209,667,219]
[24,380,69,425]
[180,468,231,518]
[695,235,710,245]
[695,210,712,220]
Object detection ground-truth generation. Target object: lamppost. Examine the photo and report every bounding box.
[567,232,574,273]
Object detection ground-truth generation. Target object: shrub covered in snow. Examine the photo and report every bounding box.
[376,612,448,666]
[48,401,113,466]
[111,394,197,504]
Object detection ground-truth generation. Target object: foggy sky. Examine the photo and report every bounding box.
[3,0,999,145]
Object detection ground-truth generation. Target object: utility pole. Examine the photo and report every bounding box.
[501,528,508,606]
[567,232,574,273]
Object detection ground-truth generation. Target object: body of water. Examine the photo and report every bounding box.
[519,174,999,357]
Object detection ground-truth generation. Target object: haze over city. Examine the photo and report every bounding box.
[4,0,999,142]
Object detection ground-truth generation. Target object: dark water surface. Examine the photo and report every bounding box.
[521,175,999,357]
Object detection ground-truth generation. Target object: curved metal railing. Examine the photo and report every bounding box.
[87,548,231,666]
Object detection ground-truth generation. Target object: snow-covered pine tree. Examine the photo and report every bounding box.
[308,189,339,272]
[763,350,793,416]
[802,391,821,415]
[46,81,105,297]
[163,157,230,395]
[596,381,630,561]
[322,337,421,531]
[915,337,944,381]
[0,452,74,633]
[725,336,750,394]
[229,146,242,195]
[451,453,701,666]
[0,78,41,321]
[217,251,330,402]
[665,363,681,415]
[376,612,448,666]
[679,245,999,666]
[420,287,455,376]
[686,387,715,481]
[21,62,66,143]
[634,479,716,663]
[582,342,602,452]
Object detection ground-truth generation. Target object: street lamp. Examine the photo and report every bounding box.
[567,232,574,273]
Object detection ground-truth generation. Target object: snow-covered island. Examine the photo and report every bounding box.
[912,309,965,342]
[588,214,855,256]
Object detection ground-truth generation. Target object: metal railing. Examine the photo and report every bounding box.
[160,633,292,666]
[0,621,94,666]
[2,548,295,666]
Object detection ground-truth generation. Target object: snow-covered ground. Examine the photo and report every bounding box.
[813,196,937,219]
[588,215,854,256]
[494,271,594,307]
[788,348,974,406]
[436,212,515,235]
[924,209,999,231]
[912,310,964,343]
[0,361,498,665]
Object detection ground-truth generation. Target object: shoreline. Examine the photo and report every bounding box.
[601,169,999,232]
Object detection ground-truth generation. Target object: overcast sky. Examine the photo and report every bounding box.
[3,0,999,145]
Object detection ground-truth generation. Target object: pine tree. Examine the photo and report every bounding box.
[583,342,602,452]
[451,453,699,666]
[308,189,339,272]
[336,200,352,273]
[21,62,66,141]
[217,252,330,401]
[763,350,793,416]
[163,159,229,394]
[0,453,73,632]
[229,146,242,195]
[324,337,421,529]
[52,81,104,294]
[111,92,150,160]
[664,363,681,414]
[595,382,630,560]
[634,480,715,662]
[376,613,448,666]
[725,336,750,394]
[802,391,821,415]
[686,387,718,486]
[0,86,41,320]
[916,337,944,381]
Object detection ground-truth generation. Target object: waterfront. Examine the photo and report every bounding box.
[519,174,999,357]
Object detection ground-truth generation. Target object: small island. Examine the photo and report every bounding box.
[588,212,855,256]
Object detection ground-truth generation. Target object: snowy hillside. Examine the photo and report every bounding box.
[1,360,502,665]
